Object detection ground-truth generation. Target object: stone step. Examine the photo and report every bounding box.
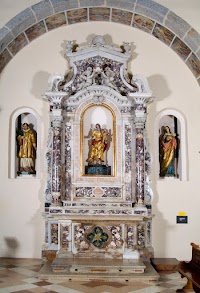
[38,261,159,282]
[52,257,146,274]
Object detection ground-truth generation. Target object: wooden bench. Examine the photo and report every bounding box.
[177,243,200,293]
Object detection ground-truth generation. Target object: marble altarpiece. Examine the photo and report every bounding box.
[42,36,156,280]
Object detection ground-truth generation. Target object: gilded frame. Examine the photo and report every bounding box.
[80,103,116,177]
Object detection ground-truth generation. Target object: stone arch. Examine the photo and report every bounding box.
[0,0,199,84]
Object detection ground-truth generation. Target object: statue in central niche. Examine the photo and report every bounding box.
[85,123,111,175]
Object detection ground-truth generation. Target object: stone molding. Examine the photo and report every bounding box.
[0,0,199,84]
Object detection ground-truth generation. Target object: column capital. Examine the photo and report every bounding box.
[43,92,67,109]
[128,93,154,107]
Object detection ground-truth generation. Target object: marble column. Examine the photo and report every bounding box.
[44,93,66,206]
[133,103,146,206]
[128,95,153,211]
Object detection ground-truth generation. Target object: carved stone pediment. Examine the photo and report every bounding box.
[60,36,139,96]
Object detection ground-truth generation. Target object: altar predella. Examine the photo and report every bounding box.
[40,35,158,281]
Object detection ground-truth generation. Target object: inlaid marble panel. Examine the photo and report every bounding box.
[89,8,110,21]
[74,223,91,252]
[45,12,66,31]
[106,225,123,249]
[111,9,133,25]
[127,226,135,249]
[51,223,59,245]
[7,33,28,56]
[60,223,70,249]
[75,187,122,198]
[146,221,151,246]
[137,223,145,248]
[171,37,191,60]
[67,8,88,24]
[25,21,46,42]
[152,23,174,46]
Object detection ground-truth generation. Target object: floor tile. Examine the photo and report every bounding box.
[0,258,188,293]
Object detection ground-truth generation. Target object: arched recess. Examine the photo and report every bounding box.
[10,107,41,179]
[0,0,199,84]
[155,109,188,181]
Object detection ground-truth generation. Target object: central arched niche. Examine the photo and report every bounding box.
[81,104,116,176]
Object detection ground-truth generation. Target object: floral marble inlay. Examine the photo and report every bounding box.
[45,12,66,31]
[152,23,175,46]
[7,33,28,56]
[111,9,133,25]
[67,9,88,24]
[86,226,109,248]
[25,21,46,42]
[133,14,154,33]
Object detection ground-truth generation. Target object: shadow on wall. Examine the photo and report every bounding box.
[148,74,172,103]
[4,237,19,258]
[147,74,173,257]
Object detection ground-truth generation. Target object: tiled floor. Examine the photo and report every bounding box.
[0,258,186,293]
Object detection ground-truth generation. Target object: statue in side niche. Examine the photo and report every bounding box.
[159,126,177,177]
[17,123,37,174]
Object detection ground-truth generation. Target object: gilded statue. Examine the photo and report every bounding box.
[86,123,109,165]
[17,123,37,173]
[159,126,177,177]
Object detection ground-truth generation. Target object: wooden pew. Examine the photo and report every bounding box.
[177,243,200,293]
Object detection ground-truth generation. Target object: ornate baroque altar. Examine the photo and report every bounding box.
[41,36,157,281]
